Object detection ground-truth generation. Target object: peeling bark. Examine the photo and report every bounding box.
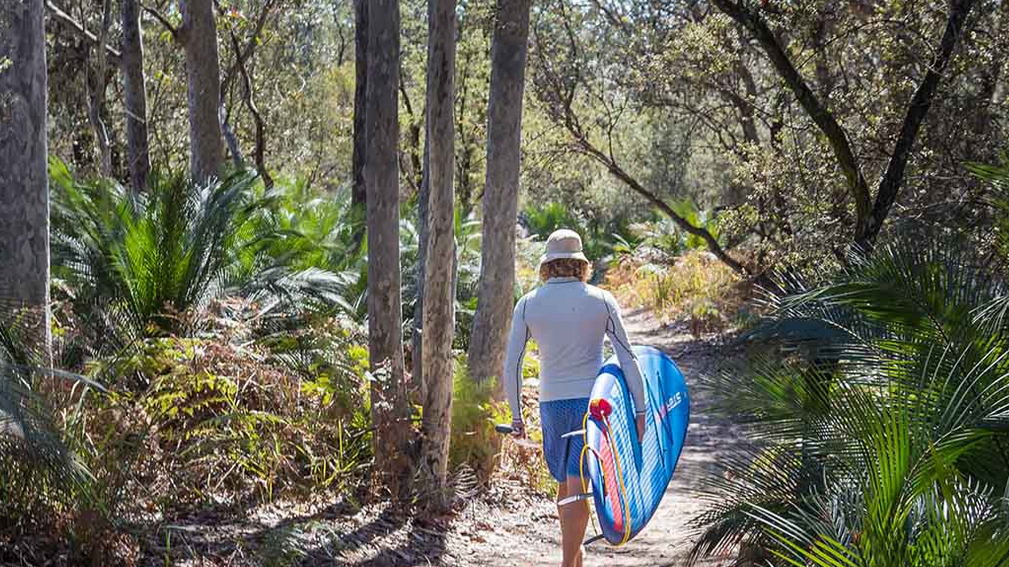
[418,0,457,514]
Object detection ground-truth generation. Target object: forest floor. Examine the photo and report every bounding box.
[122,308,742,567]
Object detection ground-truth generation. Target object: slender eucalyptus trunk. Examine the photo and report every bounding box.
[121,0,151,192]
[413,145,429,387]
[467,0,531,386]
[87,0,114,177]
[181,0,224,185]
[365,0,412,499]
[351,0,368,247]
[418,0,458,513]
[0,0,52,356]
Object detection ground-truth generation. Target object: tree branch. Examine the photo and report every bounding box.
[710,0,872,236]
[533,1,749,276]
[220,0,278,95]
[45,0,122,62]
[228,24,273,188]
[587,0,630,33]
[139,2,180,40]
[574,132,749,276]
[855,0,978,249]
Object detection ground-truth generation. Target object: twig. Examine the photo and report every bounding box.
[45,0,122,62]
[139,1,179,40]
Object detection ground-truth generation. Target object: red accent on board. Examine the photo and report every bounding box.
[590,398,613,419]
[597,430,623,533]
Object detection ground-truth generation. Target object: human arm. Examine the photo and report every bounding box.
[603,292,646,419]
[502,296,531,434]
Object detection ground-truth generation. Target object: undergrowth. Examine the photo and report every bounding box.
[607,250,745,336]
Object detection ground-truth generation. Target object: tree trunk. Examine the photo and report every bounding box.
[418,0,457,514]
[0,0,52,356]
[121,0,151,192]
[412,143,429,388]
[365,0,412,500]
[181,0,224,185]
[351,0,368,247]
[87,0,114,177]
[467,0,532,386]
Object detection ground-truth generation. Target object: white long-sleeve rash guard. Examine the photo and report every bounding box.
[503,277,646,421]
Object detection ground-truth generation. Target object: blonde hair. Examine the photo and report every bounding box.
[540,258,592,282]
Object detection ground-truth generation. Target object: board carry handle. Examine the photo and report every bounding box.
[561,428,586,438]
[494,423,514,435]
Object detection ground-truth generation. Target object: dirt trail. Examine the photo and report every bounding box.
[448,309,743,567]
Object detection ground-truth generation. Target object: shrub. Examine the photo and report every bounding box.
[521,201,629,262]
[0,311,132,566]
[448,361,508,482]
[608,250,743,335]
[523,201,582,239]
[690,234,1009,566]
[121,312,372,504]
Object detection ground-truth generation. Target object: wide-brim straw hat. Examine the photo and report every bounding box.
[539,229,589,269]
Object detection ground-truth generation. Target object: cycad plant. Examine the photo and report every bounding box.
[50,161,361,351]
[0,309,91,533]
[691,158,1009,566]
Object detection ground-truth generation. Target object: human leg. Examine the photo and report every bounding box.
[541,398,592,567]
[558,475,588,567]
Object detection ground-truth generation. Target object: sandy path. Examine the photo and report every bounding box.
[449,309,742,567]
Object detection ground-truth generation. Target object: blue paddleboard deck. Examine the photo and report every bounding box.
[583,346,690,545]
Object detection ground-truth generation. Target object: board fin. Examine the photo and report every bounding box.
[557,492,592,507]
[583,534,605,546]
[561,429,586,438]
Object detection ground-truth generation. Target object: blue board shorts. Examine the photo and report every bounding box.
[540,397,590,482]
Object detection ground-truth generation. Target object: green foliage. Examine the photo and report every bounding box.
[126,326,372,503]
[5,162,377,561]
[50,160,361,352]
[969,155,1009,263]
[449,361,508,482]
[401,205,484,350]
[523,201,582,240]
[452,210,485,350]
[521,201,638,263]
[670,200,720,251]
[51,161,258,338]
[0,327,86,535]
[0,312,128,564]
[690,231,1009,565]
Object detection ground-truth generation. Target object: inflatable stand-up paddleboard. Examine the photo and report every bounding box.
[576,346,690,546]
